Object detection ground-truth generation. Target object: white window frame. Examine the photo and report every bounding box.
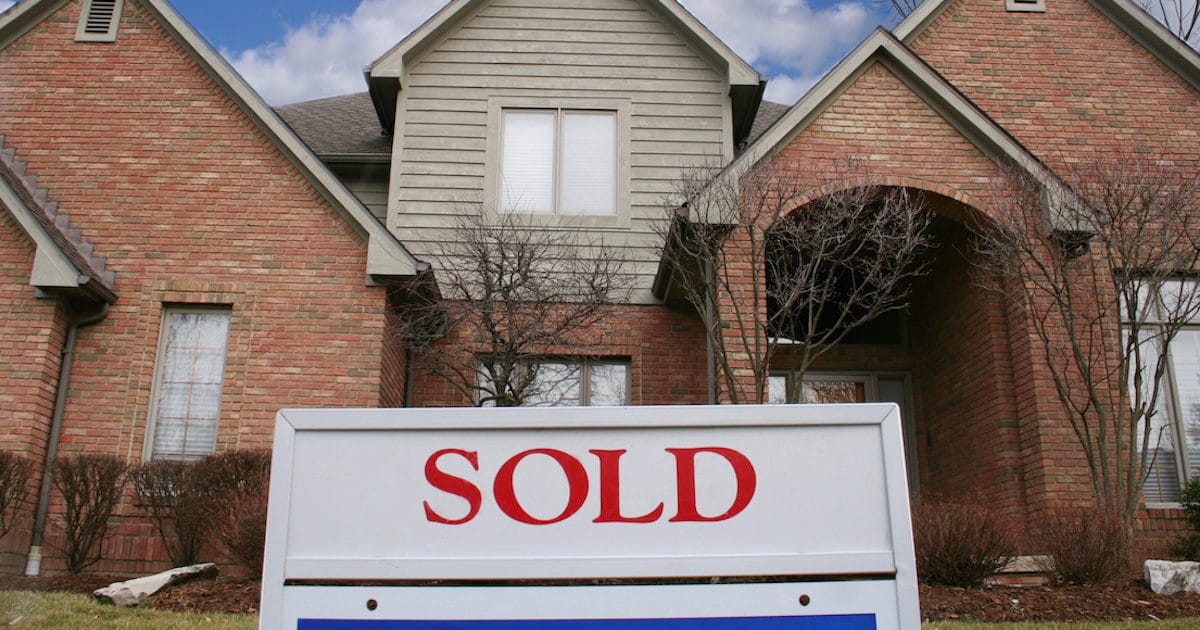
[485,97,631,228]
[143,306,232,461]
[479,357,631,407]
[1123,283,1200,506]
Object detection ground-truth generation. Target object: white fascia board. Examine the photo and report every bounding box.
[730,29,1056,191]
[370,0,476,79]
[0,181,85,290]
[652,0,762,87]
[894,0,1200,92]
[141,0,423,281]
[0,0,68,50]
[1085,0,1200,92]
[369,0,762,87]
[892,0,955,44]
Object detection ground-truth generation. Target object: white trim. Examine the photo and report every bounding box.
[0,175,87,290]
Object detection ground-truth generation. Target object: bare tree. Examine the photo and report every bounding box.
[393,212,630,407]
[881,0,924,20]
[660,159,933,404]
[1141,0,1199,49]
[974,152,1200,520]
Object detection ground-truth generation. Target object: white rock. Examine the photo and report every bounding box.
[1144,559,1200,595]
[93,562,219,607]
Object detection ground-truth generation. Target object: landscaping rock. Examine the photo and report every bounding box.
[93,562,218,606]
[1145,560,1200,595]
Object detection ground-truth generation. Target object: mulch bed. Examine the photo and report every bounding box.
[6,572,1200,622]
[921,577,1200,622]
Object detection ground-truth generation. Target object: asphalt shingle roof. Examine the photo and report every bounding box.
[277,93,791,161]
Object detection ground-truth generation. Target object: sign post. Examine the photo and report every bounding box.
[260,404,920,629]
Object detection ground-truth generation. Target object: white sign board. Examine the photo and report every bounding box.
[260,404,919,629]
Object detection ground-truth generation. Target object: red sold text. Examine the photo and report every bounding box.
[423,447,757,526]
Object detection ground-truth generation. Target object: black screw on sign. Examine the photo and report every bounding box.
[366,599,378,611]
[798,594,812,607]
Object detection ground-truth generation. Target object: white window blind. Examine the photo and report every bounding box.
[501,109,615,215]
[561,112,615,215]
[149,308,231,461]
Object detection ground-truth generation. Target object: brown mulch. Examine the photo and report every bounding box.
[921,577,1200,622]
[6,572,1200,622]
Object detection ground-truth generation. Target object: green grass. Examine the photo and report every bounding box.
[0,591,256,629]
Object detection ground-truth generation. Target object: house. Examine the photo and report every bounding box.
[0,0,1198,574]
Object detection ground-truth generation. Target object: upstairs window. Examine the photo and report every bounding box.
[147,307,231,461]
[501,110,616,215]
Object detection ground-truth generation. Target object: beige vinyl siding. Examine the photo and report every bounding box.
[388,0,731,301]
[332,165,390,221]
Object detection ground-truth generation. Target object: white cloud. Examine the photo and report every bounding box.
[763,73,822,105]
[682,0,882,103]
[226,0,884,106]
[226,0,446,106]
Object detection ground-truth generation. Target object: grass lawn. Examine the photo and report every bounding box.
[2,591,1198,629]
[0,591,256,629]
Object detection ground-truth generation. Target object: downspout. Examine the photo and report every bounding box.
[25,302,110,576]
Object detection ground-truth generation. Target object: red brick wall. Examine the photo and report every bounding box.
[409,303,709,407]
[0,0,391,573]
[910,0,1200,170]
[0,208,67,573]
[910,0,1200,549]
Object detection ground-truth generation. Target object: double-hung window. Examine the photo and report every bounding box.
[146,307,231,461]
[501,109,616,215]
[1129,280,1200,504]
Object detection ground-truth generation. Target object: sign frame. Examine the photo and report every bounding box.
[259,404,920,629]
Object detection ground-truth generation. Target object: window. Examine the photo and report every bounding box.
[1129,282,1200,504]
[501,109,616,215]
[481,359,629,407]
[146,307,231,461]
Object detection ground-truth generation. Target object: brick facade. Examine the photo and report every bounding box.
[0,0,1198,576]
[0,0,395,574]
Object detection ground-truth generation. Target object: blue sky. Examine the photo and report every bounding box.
[0,0,902,105]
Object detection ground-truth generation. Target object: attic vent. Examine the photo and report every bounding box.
[75,0,124,42]
[1006,0,1046,12]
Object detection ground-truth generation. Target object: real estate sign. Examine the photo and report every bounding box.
[259,404,920,629]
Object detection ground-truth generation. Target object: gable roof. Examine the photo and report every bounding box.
[894,0,1200,93]
[731,28,1060,192]
[365,0,766,143]
[276,93,392,162]
[0,0,425,283]
[0,134,117,304]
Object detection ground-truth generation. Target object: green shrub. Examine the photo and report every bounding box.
[912,494,1014,587]
[1170,475,1200,560]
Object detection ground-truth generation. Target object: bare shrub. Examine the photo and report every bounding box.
[132,459,213,566]
[912,495,1014,587]
[1035,508,1130,584]
[51,454,128,573]
[194,450,271,575]
[215,490,268,578]
[0,452,31,540]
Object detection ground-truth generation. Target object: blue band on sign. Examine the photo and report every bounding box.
[298,615,876,629]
